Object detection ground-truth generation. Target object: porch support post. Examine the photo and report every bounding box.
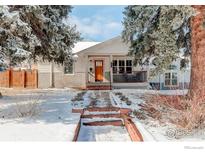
[109,55,113,83]
[85,55,89,87]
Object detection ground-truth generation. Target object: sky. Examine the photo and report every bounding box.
[69,5,126,42]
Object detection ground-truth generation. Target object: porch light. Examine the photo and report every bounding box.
[73,54,78,62]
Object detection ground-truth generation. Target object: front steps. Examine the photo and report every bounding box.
[72,90,143,142]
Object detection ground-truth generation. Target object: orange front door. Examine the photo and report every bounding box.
[95,60,103,82]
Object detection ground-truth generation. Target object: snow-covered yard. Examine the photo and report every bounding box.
[77,125,131,141]
[112,89,205,141]
[0,88,81,141]
[1,88,204,142]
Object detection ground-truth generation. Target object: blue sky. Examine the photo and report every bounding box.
[69,5,126,42]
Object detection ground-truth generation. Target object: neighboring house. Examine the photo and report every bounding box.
[37,36,191,90]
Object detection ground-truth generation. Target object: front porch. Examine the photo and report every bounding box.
[85,55,149,90]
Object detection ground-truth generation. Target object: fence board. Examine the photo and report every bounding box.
[0,70,10,87]
[25,70,38,88]
[0,69,38,88]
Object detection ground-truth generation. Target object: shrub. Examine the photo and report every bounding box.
[143,93,205,131]
[15,100,41,118]
[0,94,43,119]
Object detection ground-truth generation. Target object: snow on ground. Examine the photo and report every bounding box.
[159,89,188,95]
[0,88,199,142]
[0,88,81,141]
[77,125,131,141]
[112,89,205,141]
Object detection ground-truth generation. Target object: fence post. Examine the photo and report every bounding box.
[34,69,38,88]
[8,69,11,88]
[22,69,25,88]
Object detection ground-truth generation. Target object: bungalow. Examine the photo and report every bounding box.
[37,36,191,90]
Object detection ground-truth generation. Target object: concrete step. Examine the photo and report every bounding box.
[81,113,121,119]
[82,120,123,126]
[86,86,111,90]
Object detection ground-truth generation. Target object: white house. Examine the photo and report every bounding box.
[37,36,191,90]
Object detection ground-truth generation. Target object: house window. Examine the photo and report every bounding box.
[119,60,125,74]
[165,72,178,86]
[112,59,133,74]
[64,61,74,74]
[126,60,132,73]
[168,65,177,70]
[112,60,117,74]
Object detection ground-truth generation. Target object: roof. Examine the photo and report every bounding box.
[72,42,100,54]
[76,36,130,55]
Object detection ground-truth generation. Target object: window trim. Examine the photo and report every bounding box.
[164,71,178,87]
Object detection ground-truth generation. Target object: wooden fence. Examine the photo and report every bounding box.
[0,69,38,88]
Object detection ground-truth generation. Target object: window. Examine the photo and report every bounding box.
[165,72,178,86]
[64,61,74,74]
[168,65,177,70]
[112,59,133,74]
[126,60,132,73]
[112,60,117,74]
[119,60,125,74]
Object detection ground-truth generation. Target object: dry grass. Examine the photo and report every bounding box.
[142,93,205,131]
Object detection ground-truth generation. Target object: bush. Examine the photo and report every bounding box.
[0,94,43,119]
[15,100,41,118]
[143,93,205,131]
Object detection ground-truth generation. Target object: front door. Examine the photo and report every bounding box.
[95,60,103,82]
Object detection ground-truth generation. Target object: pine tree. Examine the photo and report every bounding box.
[122,6,194,74]
[0,6,37,68]
[122,5,205,98]
[0,5,81,68]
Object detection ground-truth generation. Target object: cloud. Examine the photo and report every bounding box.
[67,12,123,41]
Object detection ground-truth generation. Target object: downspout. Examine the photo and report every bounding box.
[50,61,54,88]
[159,74,161,90]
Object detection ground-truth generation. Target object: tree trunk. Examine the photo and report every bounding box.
[189,6,205,98]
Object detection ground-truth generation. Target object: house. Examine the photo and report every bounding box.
[37,36,191,90]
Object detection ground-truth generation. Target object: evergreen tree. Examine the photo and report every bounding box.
[0,5,80,68]
[122,6,194,75]
[122,5,205,98]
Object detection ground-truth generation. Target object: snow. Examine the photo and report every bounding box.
[112,89,205,141]
[159,89,188,95]
[72,42,100,54]
[0,88,81,141]
[0,88,201,141]
[112,89,148,109]
[84,111,120,115]
[77,125,131,141]
[81,118,122,123]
